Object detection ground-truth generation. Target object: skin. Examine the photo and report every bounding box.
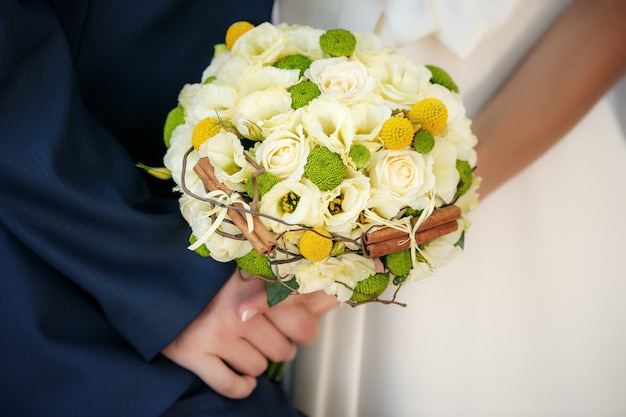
[162,271,338,399]
[473,0,626,198]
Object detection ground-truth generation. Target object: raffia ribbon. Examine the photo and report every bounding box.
[362,205,461,259]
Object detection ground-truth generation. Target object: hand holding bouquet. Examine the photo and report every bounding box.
[161,21,480,307]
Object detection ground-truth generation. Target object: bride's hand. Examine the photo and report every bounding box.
[161,270,338,399]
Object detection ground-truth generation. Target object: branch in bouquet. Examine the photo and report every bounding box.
[193,156,278,256]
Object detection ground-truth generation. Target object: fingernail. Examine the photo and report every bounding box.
[240,308,258,323]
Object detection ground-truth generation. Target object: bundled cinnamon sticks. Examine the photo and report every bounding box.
[362,205,461,259]
[194,157,278,256]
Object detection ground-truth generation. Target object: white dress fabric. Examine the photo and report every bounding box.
[275,1,626,416]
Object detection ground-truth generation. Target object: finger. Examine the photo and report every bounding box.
[295,290,339,317]
[195,354,258,399]
[218,338,269,378]
[242,314,297,362]
[265,304,320,347]
[236,288,269,323]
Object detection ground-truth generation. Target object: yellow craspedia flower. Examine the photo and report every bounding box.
[407,98,448,135]
[225,21,254,50]
[379,117,414,150]
[191,118,221,150]
[299,228,333,263]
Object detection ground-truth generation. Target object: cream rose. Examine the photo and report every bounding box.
[254,127,309,181]
[306,57,375,104]
[367,149,436,218]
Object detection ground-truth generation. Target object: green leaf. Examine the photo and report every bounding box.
[265,360,286,382]
[455,230,466,250]
[266,277,299,307]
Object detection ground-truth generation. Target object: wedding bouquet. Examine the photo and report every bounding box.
[161,21,479,307]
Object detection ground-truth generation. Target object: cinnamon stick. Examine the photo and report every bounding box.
[193,157,278,256]
[362,220,459,259]
[364,205,461,245]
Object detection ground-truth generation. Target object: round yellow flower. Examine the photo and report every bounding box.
[192,118,221,150]
[379,117,414,150]
[407,98,448,135]
[225,21,254,50]
[299,228,333,262]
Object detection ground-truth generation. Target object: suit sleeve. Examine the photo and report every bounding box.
[0,0,235,361]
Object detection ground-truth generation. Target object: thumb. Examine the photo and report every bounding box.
[235,280,270,322]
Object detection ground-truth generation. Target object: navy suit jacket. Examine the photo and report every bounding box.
[0,1,305,416]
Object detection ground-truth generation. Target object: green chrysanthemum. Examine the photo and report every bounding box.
[350,273,390,303]
[189,234,210,257]
[246,172,279,199]
[304,147,345,191]
[163,105,184,148]
[426,64,459,93]
[348,144,372,169]
[455,160,473,198]
[287,81,321,109]
[412,130,435,154]
[383,249,412,277]
[235,249,275,278]
[274,54,313,77]
[319,28,357,57]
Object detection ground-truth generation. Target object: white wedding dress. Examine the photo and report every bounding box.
[274,1,626,416]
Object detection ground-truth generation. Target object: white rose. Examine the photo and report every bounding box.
[279,24,325,61]
[283,254,376,302]
[321,170,371,234]
[236,65,300,96]
[198,130,254,192]
[306,57,375,104]
[232,88,294,139]
[431,139,460,205]
[302,96,355,154]
[255,127,309,181]
[372,53,432,108]
[367,149,435,218]
[258,179,323,233]
[187,83,239,124]
[232,22,287,65]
